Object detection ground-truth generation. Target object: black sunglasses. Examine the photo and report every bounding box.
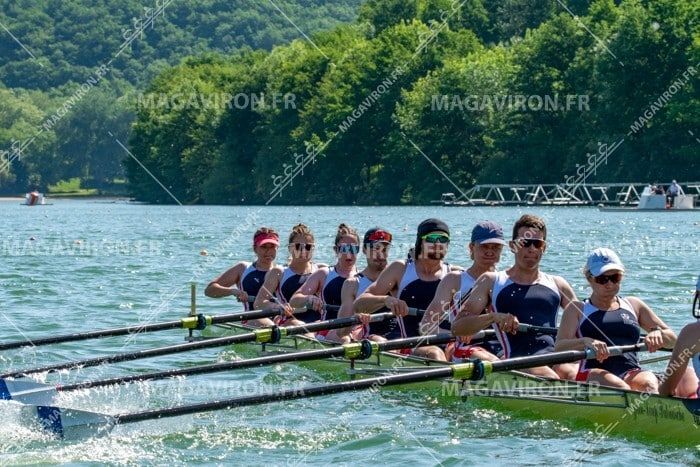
[591,273,623,285]
[514,238,546,249]
[290,243,314,251]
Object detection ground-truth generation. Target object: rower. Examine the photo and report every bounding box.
[205,228,280,327]
[253,223,321,326]
[452,214,578,378]
[336,227,393,342]
[355,218,456,361]
[289,223,359,338]
[555,248,685,393]
[658,275,700,397]
[421,221,506,362]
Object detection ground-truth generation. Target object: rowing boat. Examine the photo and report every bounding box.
[209,322,700,446]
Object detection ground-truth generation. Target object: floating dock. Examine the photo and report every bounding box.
[435,182,700,207]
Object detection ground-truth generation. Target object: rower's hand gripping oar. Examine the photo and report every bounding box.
[0,313,397,379]
[22,343,644,439]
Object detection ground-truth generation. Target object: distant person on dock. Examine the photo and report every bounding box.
[452,214,579,379]
[205,227,280,327]
[667,180,681,207]
[653,183,664,195]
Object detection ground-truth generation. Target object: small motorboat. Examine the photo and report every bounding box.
[599,186,696,211]
[21,191,51,206]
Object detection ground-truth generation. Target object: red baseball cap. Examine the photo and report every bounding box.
[254,232,280,247]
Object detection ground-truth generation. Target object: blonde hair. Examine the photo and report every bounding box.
[288,223,314,244]
[334,223,359,245]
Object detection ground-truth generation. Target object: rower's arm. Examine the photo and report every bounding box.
[289,269,326,308]
[659,321,700,396]
[204,263,246,298]
[554,275,578,309]
[451,273,496,336]
[354,261,404,314]
[253,267,283,310]
[336,278,359,337]
[554,301,587,351]
[420,272,458,335]
[631,297,676,347]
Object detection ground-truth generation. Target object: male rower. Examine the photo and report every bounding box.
[659,275,700,397]
[336,227,393,341]
[452,214,578,378]
[355,218,457,361]
[420,221,506,362]
[205,227,280,327]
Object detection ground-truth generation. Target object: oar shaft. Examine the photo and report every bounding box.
[115,365,453,425]
[0,321,181,351]
[114,343,643,425]
[0,308,297,352]
[59,333,456,391]
[490,344,643,373]
[2,313,395,378]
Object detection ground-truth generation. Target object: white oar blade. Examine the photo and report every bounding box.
[0,378,57,405]
[20,404,116,440]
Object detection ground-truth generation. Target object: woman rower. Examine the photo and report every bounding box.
[253,223,321,325]
[555,248,680,393]
[658,275,700,397]
[290,223,359,340]
[336,227,393,341]
[420,221,506,362]
[205,227,280,327]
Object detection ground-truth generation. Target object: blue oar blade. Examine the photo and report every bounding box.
[20,404,116,440]
[0,378,57,405]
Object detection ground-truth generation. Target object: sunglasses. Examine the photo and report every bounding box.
[366,230,393,243]
[337,243,360,254]
[290,243,314,251]
[591,273,623,285]
[514,238,546,249]
[421,233,450,244]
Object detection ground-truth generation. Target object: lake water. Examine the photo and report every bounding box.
[0,200,698,464]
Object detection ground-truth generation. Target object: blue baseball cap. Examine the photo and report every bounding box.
[471,221,506,245]
[586,248,625,277]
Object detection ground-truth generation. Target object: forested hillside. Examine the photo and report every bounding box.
[0,0,362,193]
[126,0,700,204]
[1,0,697,203]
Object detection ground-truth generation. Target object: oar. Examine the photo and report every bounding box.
[0,323,552,403]
[0,313,396,379]
[1,333,460,405]
[21,344,644,439]
[0,306,306,352]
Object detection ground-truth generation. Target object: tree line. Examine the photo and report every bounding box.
[0,0,361,193]
[126,0,700,204]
